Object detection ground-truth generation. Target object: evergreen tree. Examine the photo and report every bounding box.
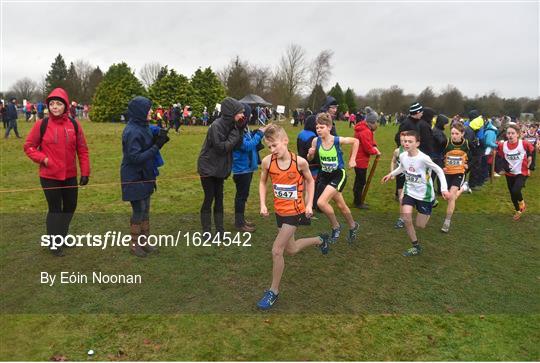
[65,62,81,102]
[190,67,227,117]
[306,84,326,111]
[225,57,251,99]
[328,83,346,113]
[87,67,104,104]
[89,63,146,122]
[148,68,193,111]
[344,88,357,114]
[45,54,68,95]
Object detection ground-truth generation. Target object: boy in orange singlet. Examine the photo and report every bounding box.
[257,124,330,310]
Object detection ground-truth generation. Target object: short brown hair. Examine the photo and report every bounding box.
[264,124,287,142]
[401,130,420,141]
[316,112,333,127]
[451,123,465,133]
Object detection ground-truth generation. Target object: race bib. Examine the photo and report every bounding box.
[273,184,298,200]
[447,156,463,166]
[404,172,422,184]
[321,161,338,173]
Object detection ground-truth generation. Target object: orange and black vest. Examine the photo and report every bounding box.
[268,152,305,216]
[444,139,469,174]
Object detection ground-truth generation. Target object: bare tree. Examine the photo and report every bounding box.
[9,77,38,101]
[310,49,333,88]
[139,62,163,88]
[249,65,272,98]
[75,60,94,103]
[277,44,307,115]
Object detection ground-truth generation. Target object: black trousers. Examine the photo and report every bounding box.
[468,148,484,187]
[40,177,78,237]
[200,176,225,233]
[233,172,253,227]
[506,175,527,211]
[353,167,367,205]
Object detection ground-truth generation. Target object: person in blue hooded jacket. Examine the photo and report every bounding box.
[232,103,268,232]
[121,96,170,257]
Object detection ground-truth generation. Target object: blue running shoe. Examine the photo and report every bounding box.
[394,218,405,229]
[318,233,330,255]
[347,222,360,244]
[257,290,279,310]
[402,244,422,257]
[330,224,341,243]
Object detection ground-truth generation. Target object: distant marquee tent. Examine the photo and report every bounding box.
[238,94,272,106]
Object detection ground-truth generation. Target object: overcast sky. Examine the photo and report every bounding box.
[1,1,538,98]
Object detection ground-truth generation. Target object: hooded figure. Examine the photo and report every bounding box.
[304,96,338,137]
[120,96,163,202]
[23,87,91,257]
[432,114,449,156]
[197,97,244,234]
[121,96,169,257]
[197,97,244,178]
[395,102,435,156]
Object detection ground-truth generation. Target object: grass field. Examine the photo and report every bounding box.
[0,118,539,360]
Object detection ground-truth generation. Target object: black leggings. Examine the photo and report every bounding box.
[233,172,253,227]
[353,167,367,205]
[200,176,225,232]
[130,196,150,223]
[505,175,527,211]
[40,177,78,237]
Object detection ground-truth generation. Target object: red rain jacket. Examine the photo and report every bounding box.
[354,121,378,168]
[23,88,90,180]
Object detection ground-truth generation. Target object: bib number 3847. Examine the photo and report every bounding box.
[273,184,298,200]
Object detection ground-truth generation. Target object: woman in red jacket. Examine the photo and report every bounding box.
[352,111,381,208]
[24,88,90,256]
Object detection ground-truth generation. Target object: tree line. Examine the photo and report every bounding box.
[3,45,539,121]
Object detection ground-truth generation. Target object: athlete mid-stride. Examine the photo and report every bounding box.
[382,130,450,257]
[307,112,360,244]
[257,124,330,311]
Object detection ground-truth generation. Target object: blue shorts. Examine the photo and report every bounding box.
[401,194,433,215]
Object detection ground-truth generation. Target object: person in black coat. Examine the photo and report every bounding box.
[197,97,245,235]
[121,96,170,257]
[395,102,435,156]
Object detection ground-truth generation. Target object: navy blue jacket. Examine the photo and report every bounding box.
[120,96,160,201]
[6,103,17,121]
[297,116,320,176]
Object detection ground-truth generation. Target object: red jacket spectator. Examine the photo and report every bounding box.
[354,120,378,168]
[23,88,90,180]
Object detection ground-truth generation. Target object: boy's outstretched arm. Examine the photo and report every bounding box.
[340,137,359,168]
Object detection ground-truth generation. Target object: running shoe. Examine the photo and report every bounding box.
[402,244,422,257]
[394,218,405,229]
[318,233,330,255]
[257,290,279,310]
[461,181,472,194]
[347,222,360,244]
[441,220,451,233]
[432,199,439,208]
[329,224,341,243]
[513,211,522,221]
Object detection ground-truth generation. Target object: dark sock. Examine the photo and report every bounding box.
[412,241,419,247]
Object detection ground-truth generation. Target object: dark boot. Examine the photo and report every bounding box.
[130,220,147,257]
[214,210,224,237]
[200,212,212,234]
[140,219,157,253]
